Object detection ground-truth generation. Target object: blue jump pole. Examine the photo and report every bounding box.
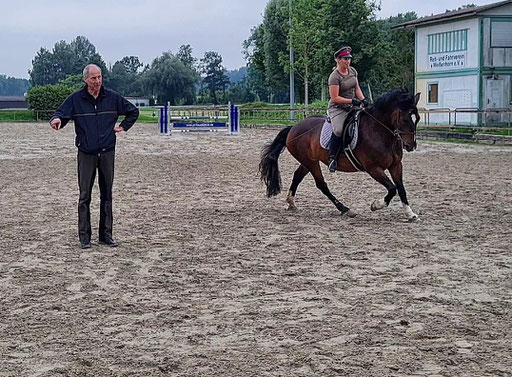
[229,102,240,134]
[159,105,169,134]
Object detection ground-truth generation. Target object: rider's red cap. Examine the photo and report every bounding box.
[334,46,352,59]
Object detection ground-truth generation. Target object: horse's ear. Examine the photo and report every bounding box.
[414,92,421,105]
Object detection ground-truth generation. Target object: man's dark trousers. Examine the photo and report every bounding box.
[77,149,115,243]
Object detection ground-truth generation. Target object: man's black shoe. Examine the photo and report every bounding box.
[80,240,92,249]
[99,237,118,247]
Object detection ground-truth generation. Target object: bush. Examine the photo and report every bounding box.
[26,84,75,120]
[310,99,329,109]
[58,74,84,91]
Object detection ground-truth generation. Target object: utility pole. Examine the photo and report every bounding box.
[289,0,295,120]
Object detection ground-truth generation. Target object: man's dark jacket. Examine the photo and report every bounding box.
[51,85,139,153]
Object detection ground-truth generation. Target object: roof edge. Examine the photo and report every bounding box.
[391,0,512,30]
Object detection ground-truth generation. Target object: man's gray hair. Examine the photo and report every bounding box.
[83,64,101,79]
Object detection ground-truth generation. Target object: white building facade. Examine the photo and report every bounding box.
[126,97,150,108]
[395,1,512,125]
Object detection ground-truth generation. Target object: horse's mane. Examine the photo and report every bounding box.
[371,89,416,116]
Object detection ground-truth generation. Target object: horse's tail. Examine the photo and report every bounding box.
[259,126,292,197]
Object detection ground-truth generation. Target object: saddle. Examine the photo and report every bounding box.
[320,109,364,171]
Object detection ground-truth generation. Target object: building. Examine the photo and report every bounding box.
[393,0,512,125]
[126,97,150,108]
[0,96,28,110]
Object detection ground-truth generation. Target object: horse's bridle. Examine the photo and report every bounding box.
[362,108,420,145]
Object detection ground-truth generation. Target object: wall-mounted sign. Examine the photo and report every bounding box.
[428,51,467,70]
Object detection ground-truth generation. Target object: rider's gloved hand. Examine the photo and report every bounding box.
[352,98,362,107]
[362,99,370,107]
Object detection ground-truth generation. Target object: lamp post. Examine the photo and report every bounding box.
[289,0,295,120]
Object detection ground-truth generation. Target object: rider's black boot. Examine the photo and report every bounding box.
[328,134,342,173]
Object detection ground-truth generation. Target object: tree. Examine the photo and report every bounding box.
[109,56,142,95]
[447,4,477,12]
[244,0,383,103]
[143,51,200,105]
[313,0,382,99]
[29,36,107,86]
[286,0,323,106]
[261,0,290,102]
[369,12,418,97]
[200,51,230,104]
[52,40,75,83]
[243,25,272,101]
[176,44,196,68]
[0,75,31,96]
[226,67,248,84]
[243,0,290,103]
[58,74,84,91]
[226,78,256,103]
[29,48,56,86]
[118,56,143,74]
[70,36,108,76]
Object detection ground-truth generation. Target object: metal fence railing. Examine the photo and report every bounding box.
[0,109,55,122]
[238,107,512,129]
[2,106,512,131]
[239,107,326,125]
[418,107,512,128]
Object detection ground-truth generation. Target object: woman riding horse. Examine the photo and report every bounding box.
[259,89,421,221]
[328,46,368,172]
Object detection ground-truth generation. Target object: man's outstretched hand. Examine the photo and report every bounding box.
[50,118,61,130]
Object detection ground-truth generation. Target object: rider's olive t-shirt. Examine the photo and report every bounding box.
[328,66,358,110]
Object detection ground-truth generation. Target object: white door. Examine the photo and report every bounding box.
[485,79,504,123]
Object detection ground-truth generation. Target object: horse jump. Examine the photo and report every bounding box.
[159,103,240,135]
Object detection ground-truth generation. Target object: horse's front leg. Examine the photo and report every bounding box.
[388,162,419,222]
[366,167,397,211]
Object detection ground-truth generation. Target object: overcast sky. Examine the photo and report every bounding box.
[0,0,499,79]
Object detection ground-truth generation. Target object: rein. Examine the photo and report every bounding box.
[362,109,414,141]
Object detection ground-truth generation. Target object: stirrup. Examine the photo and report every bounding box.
[328,159,337,173]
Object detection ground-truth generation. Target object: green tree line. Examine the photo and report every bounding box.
[28,36,238,107]
[23,0,423,112]
[244,0,417,103]
[0,75,30,96]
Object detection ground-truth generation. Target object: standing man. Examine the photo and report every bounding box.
[50,64,139,249]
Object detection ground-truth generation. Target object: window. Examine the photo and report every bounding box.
[428,83,439,104]
[428,29,468,54]
[491,20,512,48]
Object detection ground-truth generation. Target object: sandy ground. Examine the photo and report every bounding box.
[0,122,511,377]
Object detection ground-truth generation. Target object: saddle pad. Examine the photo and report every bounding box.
[320,121,332,149]
[320,120,359,151]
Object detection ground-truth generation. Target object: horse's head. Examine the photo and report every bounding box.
[391,92,420,151]
[372,90,421,152]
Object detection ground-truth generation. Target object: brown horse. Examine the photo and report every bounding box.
[259,89,421,221]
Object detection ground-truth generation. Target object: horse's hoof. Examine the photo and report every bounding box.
[342,209,358,218]
[408,215,419,222]
[287,205,298,211]
[370,199,386,211]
